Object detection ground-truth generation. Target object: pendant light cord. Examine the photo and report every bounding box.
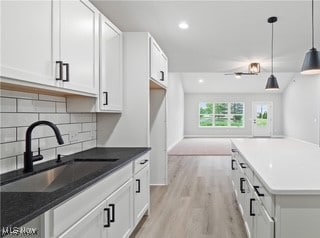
[271,22,274,74]
[312,0,314,48]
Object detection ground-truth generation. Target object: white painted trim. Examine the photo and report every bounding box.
[184,135,252,138]
[167,136,183,152]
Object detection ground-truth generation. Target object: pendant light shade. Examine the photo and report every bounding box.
[266,74,279,90]
[301,0,320,74]
[301,48,320,74]
[266,16,279,90]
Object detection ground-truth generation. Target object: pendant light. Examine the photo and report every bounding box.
[266,16,279,90]
[301,0,320,74]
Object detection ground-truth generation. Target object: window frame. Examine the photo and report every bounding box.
[199,102,245,128]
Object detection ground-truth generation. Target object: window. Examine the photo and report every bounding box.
[199,102,245,128]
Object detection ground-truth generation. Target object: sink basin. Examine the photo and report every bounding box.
[1,159,116,193]
[73,158,119,162]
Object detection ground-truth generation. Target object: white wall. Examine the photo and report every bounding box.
[0,89,97,174]
[283,75,320,145]
[184,93,283,137]
[167,73,184,150]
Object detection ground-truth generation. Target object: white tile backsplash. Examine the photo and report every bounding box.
[0,97,16,112]
[0,113,38,127]
[83,140,97,151]
[57,143,82,156]
[39,135,69,150]
[0,128,17,143]
[17,99,56,113]
[39,94,65,102]
[40,113,70,124]
[0,139,38,158]
[0,89,97,174]
[71,113,93,123]
[0,89,38,100]
[56,102,67,113]
[0,156,17,173]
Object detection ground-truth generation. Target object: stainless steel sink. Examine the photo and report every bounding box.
[1,159,118,193]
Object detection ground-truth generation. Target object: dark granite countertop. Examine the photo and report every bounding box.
[0,147,150,232]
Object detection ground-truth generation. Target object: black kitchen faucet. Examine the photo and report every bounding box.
[24,121,64,173]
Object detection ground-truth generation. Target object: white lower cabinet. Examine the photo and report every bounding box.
[59,179,133,238]
[41,154,150,238]
[230,152,274,238]
[59,200,107,238]
[134,166,149,225]
[105,179,134,238]
[252,197,274,238]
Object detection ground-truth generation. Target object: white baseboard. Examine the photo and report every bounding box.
[184,135,252,138]
[167,136,184,151]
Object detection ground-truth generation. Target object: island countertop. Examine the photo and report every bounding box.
[231,138,320,195]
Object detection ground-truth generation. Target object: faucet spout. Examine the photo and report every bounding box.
[24,121,64,173]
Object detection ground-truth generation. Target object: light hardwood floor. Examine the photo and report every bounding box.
[131,156,247,238]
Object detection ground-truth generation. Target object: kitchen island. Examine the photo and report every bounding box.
[231,138,320,238]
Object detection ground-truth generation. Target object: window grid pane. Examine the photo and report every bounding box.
[199,102,245,128]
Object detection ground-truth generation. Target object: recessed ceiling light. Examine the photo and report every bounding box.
[198,79,204,83]
[179,22,189,29]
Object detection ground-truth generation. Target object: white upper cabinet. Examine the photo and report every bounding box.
[99,15,123,112]
[0,0,59,87]
[1,0,98,96]
[150,37,168,88]
[59,0,98,94]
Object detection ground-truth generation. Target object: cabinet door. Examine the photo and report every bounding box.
[60,0,98,94]
[253,200,274,238]
[150,38,161,81]
[59,200,107,238]
[100,15,123,112]
[159,52,168,87]
[0,0,59,86]
[106,179,133,238]
[134,166,149,225]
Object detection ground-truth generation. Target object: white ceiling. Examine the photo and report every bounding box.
[91,0,320,93]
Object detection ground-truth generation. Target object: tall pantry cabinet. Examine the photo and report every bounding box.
[97,32,168,185]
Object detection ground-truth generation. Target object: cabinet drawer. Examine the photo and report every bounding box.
[236,153,254,184]
[134,152,149,174]
[253,174,274,217]
[51,162,133,237]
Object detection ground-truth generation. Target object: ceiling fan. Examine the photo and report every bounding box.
[225,62,260,78]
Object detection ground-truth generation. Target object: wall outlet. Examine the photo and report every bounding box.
[69,131,79,142]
